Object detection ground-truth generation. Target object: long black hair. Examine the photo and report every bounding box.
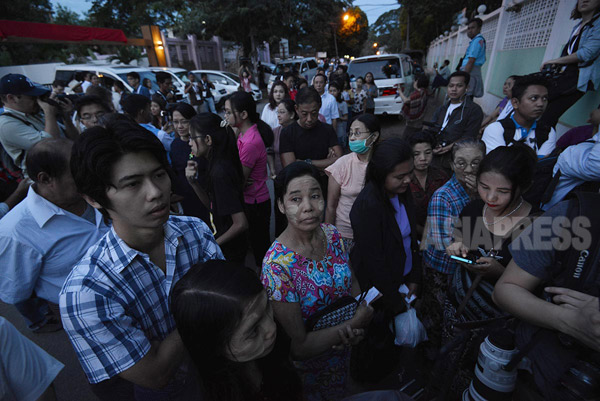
[189,113,244,193]
[365,138,413,211]
[226,91,274,147]
[171,260,302,401]
[477,144,537,213]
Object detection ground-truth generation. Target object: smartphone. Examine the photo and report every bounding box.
[450,254,481,265]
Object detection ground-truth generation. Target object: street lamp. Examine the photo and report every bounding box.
[343,13,349,21]
[373,42,378,48]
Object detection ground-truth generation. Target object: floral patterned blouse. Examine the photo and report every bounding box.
[261,224,352,320]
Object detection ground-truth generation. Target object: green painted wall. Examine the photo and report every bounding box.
[486,48,547,97]
[431,46,599,128]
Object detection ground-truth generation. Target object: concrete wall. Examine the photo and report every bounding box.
[426,0,600,136]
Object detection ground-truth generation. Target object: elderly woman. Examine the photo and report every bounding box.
[261,162,373,401]
[420,138,486,358]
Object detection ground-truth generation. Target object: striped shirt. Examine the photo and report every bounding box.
[423,175,471,274]
[59,215,223,384]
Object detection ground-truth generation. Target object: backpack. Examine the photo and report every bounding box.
[498,116,551,150]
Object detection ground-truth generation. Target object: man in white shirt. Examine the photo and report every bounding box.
[312,73,339,131]
[0,138,109,330]
[482,75,556,157]
[80,72,93,93]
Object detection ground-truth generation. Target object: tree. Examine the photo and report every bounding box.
[0,0,53,23]
[337,7,369,57]
[370,9,403,54]
[394,0,503,50]
[53,4,83,25]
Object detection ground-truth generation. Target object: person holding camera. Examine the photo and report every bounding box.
[539,0,600,129]
[0,74,78,174]
[494,197,600,400]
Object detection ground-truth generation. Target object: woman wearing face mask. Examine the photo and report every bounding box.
[261,81,290,130]
[325,114,380,251]
[350,138,422,316]
[185,113,249,263]
[261,162,373,401]
[225,92,271,267]
[172,260,303,401]
[439,145,536,398]
[421,139,486,361]
[168,103,210,222]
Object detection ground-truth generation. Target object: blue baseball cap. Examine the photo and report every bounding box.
[0,74,50,96]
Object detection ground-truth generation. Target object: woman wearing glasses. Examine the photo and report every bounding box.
[325,114,380,251]
[439,145,536,398]
[421,138,486,361]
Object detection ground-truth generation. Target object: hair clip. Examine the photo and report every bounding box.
[220,119,229,128]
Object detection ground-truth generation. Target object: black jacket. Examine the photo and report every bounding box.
[350,182,422,315]
[431,97,484,145]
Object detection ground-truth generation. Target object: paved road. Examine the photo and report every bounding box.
[0,94,444,401]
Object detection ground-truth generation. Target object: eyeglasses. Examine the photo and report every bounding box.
[189,135,205,141]
[348,130,371,139]
[453,159,481,170]
[80,111,106,121]
[173,119,190,126]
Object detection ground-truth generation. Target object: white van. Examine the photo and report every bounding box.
[348,54,415,115]
[268,57,319,91]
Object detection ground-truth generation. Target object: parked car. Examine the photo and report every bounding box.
[54,64,184,100]
[347,54,415,115]
[149,67,188,98]
[191,70,262,109]
[268,57,319,92]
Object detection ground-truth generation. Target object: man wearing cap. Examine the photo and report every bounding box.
[0,74,78,174]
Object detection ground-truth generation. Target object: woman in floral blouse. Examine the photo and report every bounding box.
[261,161,373,401]
[352,76,368,115]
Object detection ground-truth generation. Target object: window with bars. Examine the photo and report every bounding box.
[503,0,559,50]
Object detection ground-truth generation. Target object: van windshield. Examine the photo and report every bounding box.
[274,62,301,75]
[117,71,160,91]
[348,58,402,80]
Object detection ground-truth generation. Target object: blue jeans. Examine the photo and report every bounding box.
[205,97,217,114]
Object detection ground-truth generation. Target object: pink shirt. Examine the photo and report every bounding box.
[325,152,368,239]
[237,124,270,204]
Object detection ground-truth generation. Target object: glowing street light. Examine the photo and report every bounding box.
[343,13,349,21]
[373,42,378,48]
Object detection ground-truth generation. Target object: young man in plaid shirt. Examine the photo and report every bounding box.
[59,119,223,400]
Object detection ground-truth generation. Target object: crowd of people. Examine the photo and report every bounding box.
[0,1,600,400]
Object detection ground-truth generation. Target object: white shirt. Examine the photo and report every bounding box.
[0,317,64,401]
[481,120,557,157]
[442,102,462,129]
[319,92,340,124]
[261,105,280,130]
[0,186,109,304]
[81,81,92,93]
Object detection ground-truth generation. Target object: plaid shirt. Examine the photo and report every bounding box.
[59,215,223,384]
[423,175,471,274]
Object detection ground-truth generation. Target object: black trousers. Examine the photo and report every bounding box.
[244,199,272,267]
[539,90,585,128]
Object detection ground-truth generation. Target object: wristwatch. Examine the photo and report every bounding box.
[304,159,312,165]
